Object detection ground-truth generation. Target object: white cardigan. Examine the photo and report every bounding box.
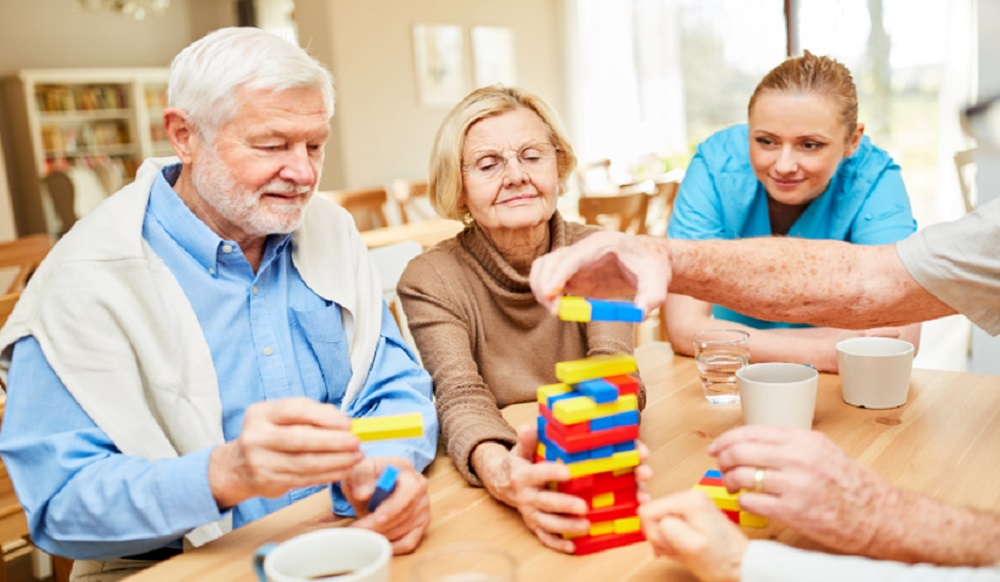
[0,158,384,546]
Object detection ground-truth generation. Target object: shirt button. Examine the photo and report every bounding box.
[263,346,273,356]
[208,267,216,275]
[251,286,259,296]
[222,244,233,253]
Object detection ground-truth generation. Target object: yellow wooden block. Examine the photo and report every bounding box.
[739,512,768,528]
[350,412,423,441]
[562,531,584,540]
[692,484,740,511]
[552,393,638,425]
[613,466,634,477]
[613,516,641,534]
[592,492,615,508]
[537,382,572,405]
[555,354,637,384]
[558,296,593,322]
[537,443,547,458]
[589,520,615,536]
[566,449,640,478]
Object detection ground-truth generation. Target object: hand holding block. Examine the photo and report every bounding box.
[367,466,400,512]
[351,412,423,441]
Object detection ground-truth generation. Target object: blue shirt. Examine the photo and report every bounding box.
[667,124,917,329]
[0,164,438,560]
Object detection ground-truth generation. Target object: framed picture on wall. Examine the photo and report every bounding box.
[471,26,517,88]
[412,23,467,107]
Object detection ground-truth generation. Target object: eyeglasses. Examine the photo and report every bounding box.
[962,94,1000,149]
[462,142,558,180]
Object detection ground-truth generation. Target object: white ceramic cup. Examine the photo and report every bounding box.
[837,337,914,409]
[253,529,391,582]
[737,363,819,430]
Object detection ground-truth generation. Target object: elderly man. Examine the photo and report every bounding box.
[0,27,437,580]
[530,188,1000,578]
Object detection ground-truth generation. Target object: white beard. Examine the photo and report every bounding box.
[190,146,314,237]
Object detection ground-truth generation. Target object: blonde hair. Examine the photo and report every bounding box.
[428,85,577,222]
[748,51,859,137]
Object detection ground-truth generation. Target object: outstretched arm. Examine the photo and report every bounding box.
[531,231,954,330]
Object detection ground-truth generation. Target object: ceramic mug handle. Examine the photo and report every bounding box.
[253,542,280,581]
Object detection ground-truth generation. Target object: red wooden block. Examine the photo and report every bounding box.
[698,476,724,487]
[539,404,590,435]
[722,509,740,524]
[572,530,646,556]
[545,422,639,454]
[586,499,639,523]
[605,375,640,398]
[556,470,636,495]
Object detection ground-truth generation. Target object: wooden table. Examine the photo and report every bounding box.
[360,219,464,250]
[128,343,1000,581]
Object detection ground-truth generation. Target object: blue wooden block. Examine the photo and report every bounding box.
[591,409,640,431]
[540,431,590,463]
[613,441,637,453]
[705,469,723,479]
[587,299,643,323]
[368,466,400,512]
[589,445,615,459]
[538,415,547,439]
[576,379,619,404]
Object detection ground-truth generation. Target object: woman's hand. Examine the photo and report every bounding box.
[472,427,589,553]
[639,490,747,582]
[709,425,895,555]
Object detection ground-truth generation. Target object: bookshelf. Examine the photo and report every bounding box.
[0,68,170,235]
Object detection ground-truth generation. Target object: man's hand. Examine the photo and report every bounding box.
[529,231,670,316]
[342,457,429,555]
[208,397,363,509]
[709,425,891,555]
[639,490,747,582]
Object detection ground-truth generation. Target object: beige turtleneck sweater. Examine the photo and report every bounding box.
[398,212,642,485]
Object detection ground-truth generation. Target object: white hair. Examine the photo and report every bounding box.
[168,27,335,136]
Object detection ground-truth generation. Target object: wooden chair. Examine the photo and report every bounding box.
[321,188,391,231]
[0,235,54,295]
[577,184,653,235]
[42,171,77,236]
[390,179,434,224]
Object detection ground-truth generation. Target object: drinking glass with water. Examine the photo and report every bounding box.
[693,329,750,405]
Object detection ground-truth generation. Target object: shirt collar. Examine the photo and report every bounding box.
[147,163,293,274]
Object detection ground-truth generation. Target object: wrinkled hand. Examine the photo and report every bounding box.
[709,425,895,555]
[209,398,363,509]
[529,231,670,316]
[475,426,654,553]
[342,457,430,555]
[639,490,747,582]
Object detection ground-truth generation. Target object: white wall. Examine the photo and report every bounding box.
[295,0,566,191]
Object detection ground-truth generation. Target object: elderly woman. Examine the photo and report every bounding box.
[665,51,920,372]
[397,86,642,552]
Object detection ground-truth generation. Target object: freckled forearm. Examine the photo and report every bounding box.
[668,239,941,329]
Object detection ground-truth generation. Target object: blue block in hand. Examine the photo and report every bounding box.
[368,466,400,512]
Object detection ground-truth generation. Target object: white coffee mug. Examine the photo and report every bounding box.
[837,337,914,409]
[253,529,391,582]
[737,363,819,430]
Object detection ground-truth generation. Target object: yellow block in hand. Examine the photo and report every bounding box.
[558,296,592,322]
[351,412,423,441]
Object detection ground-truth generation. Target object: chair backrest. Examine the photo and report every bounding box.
[43,170,77,235]
[643,179,681,236]
[0,234,55,294]
[578,185,652,235]
[322,187,391,231]
[367,241,423,342]
[390,179,434,224]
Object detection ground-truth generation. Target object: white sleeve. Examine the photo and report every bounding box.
[742,541,1000,582]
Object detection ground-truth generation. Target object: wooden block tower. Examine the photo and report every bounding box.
[535,297,646,555]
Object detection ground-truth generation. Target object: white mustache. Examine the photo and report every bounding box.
[258,181,313,196]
